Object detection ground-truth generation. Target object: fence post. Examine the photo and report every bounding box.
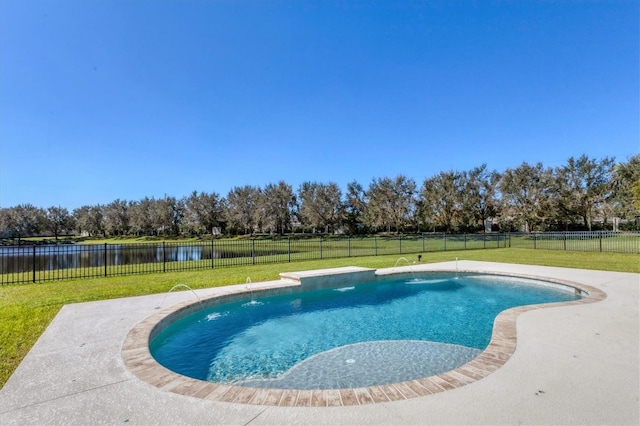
[483,233,486,249]
[563,232,567,251]
[374,236,378,256]
[162,242,166,272]
[599,231,603,252]
[348,236,351,257]
[319,238,323,259]
[252,239,256,265]
[533,233,537,249]
[288,237,291,262]
[422,233,425,252]
[464,233,467,250]
[32,245,36,283]
[104,243,108,277]
[399,235,402,254]
[211,239,215,269]
[443,233,447,251]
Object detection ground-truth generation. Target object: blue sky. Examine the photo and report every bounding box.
[1,0,638,210]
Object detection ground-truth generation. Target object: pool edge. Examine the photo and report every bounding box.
[121,267,607,407]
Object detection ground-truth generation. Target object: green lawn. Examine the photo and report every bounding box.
[1,248,638,389]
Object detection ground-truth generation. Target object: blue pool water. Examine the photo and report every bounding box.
[150,273,580,389]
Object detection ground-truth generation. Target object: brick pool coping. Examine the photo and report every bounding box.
[121,268,606,407]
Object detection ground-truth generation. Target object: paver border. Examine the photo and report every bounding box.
[121,268,606,407]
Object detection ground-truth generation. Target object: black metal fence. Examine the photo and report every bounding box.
[0,233,509,285]
[509,231,640,253]
[1,232,637,285]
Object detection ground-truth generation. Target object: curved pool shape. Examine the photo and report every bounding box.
[123,267,606,406]
[148,272,582,390]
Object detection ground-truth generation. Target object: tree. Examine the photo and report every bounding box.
[499,162,553,232]
[152,196,183,236]
[183,191,224,235]
[634,181,640,212]
[224,186,262,235]
[0,209,12,238]
[128,198,155,236]
[344,181,367,234]
[610,154,640,222]
[4,153,635,238]
[554,155,615,231]
[44,206,75,240]
[73,205,106,237]
[261,181,296,235]
[419,171,463,233]
[459,165,501,233]
[297,181,343,233]
[365,175,416,232]
[0,205,44,239]
[104,200,130,236]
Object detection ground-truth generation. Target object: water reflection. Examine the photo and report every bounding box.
[0,243,220,274]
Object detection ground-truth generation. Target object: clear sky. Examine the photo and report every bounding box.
[1,0,638,210]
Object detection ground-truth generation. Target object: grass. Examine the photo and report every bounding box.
[1,248,638,389]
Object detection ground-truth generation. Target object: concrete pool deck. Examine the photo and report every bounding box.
[1,261,638,425]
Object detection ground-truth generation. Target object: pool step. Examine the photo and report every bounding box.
[279,266,376,289]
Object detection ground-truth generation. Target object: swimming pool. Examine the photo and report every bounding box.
[149,271,581,390]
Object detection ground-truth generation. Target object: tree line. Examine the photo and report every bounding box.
[1,154,639,240]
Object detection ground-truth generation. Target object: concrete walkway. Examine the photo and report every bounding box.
[1,261,638,425]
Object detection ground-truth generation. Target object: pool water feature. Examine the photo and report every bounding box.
[149,272,581,390]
